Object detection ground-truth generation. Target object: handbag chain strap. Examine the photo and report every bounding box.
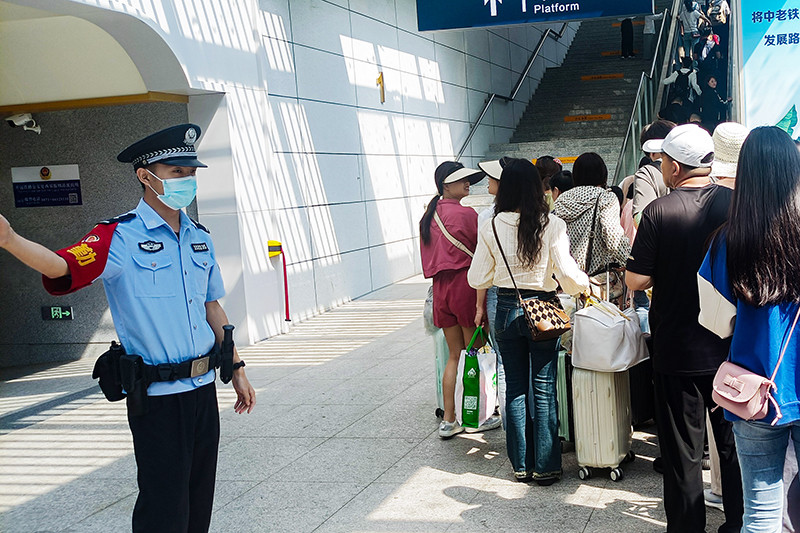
[491,216,526,307]
[433,210,473,258]
[769,304,800,382]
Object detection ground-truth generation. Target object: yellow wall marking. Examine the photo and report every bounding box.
[0,92,189,114]
[581,73,625,81]
[531,157,578,165]
[564,114,612,122]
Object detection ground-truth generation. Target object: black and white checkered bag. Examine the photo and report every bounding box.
[492,217,571,341]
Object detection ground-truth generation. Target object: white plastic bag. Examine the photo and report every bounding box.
[572,300,648,372]
[455,327,497,428]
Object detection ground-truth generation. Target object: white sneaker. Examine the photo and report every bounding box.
[464,414,502,433]
[438,420,464,439]
[704,488,724,512]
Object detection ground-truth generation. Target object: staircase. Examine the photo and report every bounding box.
[483,4,672,181]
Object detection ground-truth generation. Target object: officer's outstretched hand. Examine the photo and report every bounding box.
[0,214,13,248]
[231,369,256,414]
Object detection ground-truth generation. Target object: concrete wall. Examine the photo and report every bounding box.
[1,0,576,365]
[0,102,189,365]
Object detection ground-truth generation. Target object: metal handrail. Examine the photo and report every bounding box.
[456,22,569,161]
[612,1,680,184]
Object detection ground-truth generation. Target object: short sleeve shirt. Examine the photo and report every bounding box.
[626,184,732,374]
[420,199,478,278]
[43,199,225,395]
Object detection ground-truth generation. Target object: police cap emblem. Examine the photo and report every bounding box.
[184,127,197,146]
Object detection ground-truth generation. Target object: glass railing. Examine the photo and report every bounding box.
[612,0,681,185]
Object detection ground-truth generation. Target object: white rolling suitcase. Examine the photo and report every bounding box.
[572,367,634,481]
[433,328,448,418]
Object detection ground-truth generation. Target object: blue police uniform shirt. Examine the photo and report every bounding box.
[100,199,225,396]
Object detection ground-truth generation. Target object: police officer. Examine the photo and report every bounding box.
[0,124,256,532]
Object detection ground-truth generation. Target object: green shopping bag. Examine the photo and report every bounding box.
[455,327,497,429]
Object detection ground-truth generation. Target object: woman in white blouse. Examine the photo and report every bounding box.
[468,158,589,484]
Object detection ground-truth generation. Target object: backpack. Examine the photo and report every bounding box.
[672,70,692,100]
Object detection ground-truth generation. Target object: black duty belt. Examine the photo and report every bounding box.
[142,346,222,384]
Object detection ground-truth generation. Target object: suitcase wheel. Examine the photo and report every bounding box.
[435,408,444,419]
[578,467,592,480]
[610,467,624,482]
[622,451,635,464]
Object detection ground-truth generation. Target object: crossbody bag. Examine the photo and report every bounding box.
[491,216,570,341]
[712,305,800,425]
[433,210,473,258]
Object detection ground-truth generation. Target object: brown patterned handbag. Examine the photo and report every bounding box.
[491,217,571,341]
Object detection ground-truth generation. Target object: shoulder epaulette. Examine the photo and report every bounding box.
[98,213,136,225]
[191,218,210,233]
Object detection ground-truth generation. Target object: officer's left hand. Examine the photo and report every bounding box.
[231,370,256,414]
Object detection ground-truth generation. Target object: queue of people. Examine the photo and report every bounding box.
[420,120,800,531]
[661,0,733,134]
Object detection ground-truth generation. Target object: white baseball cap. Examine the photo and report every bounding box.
[710,122,750,178]
[649,124,715,168]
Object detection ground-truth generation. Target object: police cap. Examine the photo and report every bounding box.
[117,123,208,169]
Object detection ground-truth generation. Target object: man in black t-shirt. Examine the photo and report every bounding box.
[626,124,743,533]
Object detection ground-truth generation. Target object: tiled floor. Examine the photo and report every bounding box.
[0,275,725,532]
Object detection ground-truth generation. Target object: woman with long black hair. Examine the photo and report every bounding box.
[468,158,589,484]
[420,161,495,439]
[699,126,800,530]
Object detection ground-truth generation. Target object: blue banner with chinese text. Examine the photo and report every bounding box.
[741,1,800,132]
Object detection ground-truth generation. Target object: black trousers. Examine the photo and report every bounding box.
[621,19,634,57]
[128,383,220,533]
[653,371,743,533]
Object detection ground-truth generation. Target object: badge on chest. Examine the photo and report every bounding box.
[139,241,164,253]
[191,243,209,253]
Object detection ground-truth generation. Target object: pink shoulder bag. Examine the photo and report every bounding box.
[712,305,800,425]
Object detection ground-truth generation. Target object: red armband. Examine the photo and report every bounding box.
[43,222,118,295]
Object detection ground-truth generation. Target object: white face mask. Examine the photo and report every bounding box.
[145,169,198,210]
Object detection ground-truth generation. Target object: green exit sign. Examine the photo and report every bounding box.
[42,306,73,320]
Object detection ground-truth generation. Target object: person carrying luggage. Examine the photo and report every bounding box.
[420,161,501,439]
[468,158,589,485]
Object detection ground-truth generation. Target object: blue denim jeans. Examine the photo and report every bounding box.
[486,286,507,428]
[632,289,650,334]
[733,419,800,532]
[494,292,560,475]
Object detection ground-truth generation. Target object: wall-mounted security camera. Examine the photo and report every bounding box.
[5,113,41,134]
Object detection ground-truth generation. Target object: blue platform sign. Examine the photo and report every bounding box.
[417,0,654,31]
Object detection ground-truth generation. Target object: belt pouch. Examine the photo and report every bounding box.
[92,341,126,402]
[120,354,149,416]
